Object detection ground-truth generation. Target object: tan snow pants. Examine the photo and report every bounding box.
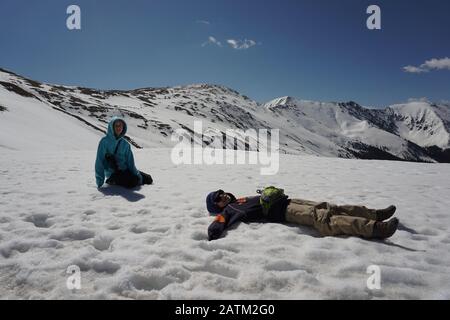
[285,199,376,238]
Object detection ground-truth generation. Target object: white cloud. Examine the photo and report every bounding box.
[196,20,210,25]
[201,36,259,50]
[226,39,257,50]
[403,57,450,73]
[407,97,430,103]
[202,36,222,47]
[403,65,428,74]
[422,57,450,70]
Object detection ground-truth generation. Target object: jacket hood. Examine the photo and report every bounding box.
[206,190,223,215]
[206,190,236,215]
[107,116,127,140]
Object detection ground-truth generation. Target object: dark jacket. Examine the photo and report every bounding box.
[208,195,290,241]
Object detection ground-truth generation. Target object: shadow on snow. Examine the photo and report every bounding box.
[98,185,146,202]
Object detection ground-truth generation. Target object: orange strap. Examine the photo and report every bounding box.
[214,214,226,223]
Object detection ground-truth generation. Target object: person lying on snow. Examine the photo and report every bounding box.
[95,116,153,189]
[206,188,399,241]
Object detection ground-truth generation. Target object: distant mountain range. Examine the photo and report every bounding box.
[1,67,449,162]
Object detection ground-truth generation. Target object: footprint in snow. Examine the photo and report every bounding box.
[137,209,151,215]
[24,213,53,228]
[149,227,170,234]
[191,231,208,241]
[130,225,148,234]
[93,234,114,251]
[50,228,95,241]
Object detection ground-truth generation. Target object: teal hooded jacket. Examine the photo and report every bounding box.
[95,117,142,188]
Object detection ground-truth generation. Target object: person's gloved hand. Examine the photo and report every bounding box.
[208,214,226,241]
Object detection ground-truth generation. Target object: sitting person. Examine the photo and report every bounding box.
[206,189,398,241]
[95,116,153,189]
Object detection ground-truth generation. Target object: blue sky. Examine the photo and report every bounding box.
[0,0,449,108]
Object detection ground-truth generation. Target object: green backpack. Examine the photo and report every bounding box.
[257,186,286,216]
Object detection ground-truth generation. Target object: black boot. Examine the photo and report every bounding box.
[375,205,396,221]
[372,217,399,239]
[140,171,153,185]
[105,175,117,185]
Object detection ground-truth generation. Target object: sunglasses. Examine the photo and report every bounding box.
[214,190,225,203]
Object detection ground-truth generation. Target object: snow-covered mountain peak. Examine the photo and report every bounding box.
[388,101,450,148]
[263,96,299,109]
[174,83,241,96]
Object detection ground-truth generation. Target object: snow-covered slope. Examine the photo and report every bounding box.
[1,148,449,299]
[1,68,450,162]
[388,101,450,149]
[263,97,436,161]
[0,80,99,151]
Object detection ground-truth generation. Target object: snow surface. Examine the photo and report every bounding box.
[1,148,449,299]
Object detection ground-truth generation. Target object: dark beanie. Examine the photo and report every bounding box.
[206,190,223,215]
